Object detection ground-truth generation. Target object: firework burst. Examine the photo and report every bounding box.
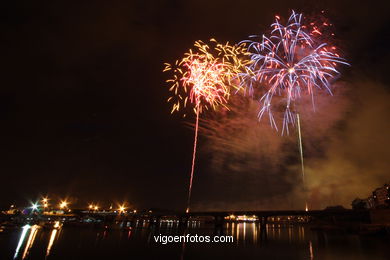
[164,39,250,212]
[164,39,250,116]
[238,10,349,211]
[240,10,349,134]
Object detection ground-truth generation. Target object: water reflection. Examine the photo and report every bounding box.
[46,229,58,257]
[227,222,262,244]
[14,224,30,259]
[22,225,39,259]
[309,240,314,260]
[252,223,258,244]
[5,221,388,260]
[46,221,61,258]
[223,222,317,247]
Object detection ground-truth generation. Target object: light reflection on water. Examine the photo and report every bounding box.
[12,223,61,260]
[225,222,311,244]
[2,221,388,260]
[229,222,315,259]
[21,225,39,259]
[13,224,30,259]
[46,228,58,257]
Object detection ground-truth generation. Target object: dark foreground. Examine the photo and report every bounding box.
[0,221,388,260]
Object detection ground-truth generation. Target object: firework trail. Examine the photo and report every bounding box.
[240,10,349,134]
[239,10,349,210]
[296,113,308,211]
[164,39,250,213]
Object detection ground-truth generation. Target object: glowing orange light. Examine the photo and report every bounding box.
[118,205,126,213]
[59,201,68,209]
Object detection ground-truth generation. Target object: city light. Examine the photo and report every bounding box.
[59,201,68,209]
[118,205,126,213]
[42,197,49,209]
[31,203,39,211]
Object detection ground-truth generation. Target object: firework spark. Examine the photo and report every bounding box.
[164,39,250,116]
[240,10,349,134]
[164,39,250,212]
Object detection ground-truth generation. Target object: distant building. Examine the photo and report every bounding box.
[353,182,390,209]
[372,183,390,208]
[366,196,376,209]
[351,198,367,210]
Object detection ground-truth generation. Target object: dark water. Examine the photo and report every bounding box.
[0,221,388,260]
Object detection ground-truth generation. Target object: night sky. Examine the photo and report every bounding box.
[1,0,389,211]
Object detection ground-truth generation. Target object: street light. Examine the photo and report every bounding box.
[59,201,68,209]
[42,197,49,210]
[118,205,126,214]
[31,203,39,211]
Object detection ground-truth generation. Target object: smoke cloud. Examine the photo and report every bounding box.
[191,78,389,211]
